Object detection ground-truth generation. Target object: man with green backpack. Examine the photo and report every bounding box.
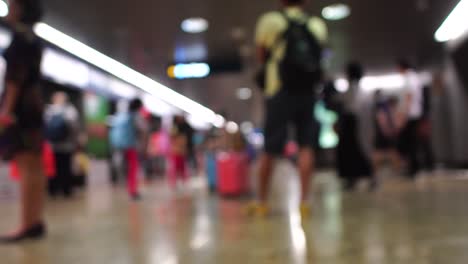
[247,0,328,218]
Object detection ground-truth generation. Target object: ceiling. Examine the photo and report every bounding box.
[41,0,460,123]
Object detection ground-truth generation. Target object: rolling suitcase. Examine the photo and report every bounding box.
[217,152,249,196]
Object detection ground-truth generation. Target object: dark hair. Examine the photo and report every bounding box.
[397,59,412,70]
[346,61,364,81]
[17,0,43,25]
[283,0,305,5]
[129,98,143,112]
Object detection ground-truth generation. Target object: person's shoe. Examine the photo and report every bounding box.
[300,203,312,219]
[0,222,46,244]
[245,202,269,218]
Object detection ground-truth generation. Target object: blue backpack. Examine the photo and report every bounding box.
[45,113,70,143]
[110,113,136,149]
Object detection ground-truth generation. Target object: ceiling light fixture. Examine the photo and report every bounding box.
[167,62,210,79]
[334,78,349,93]
[34,22,218,125]
[435,0,468,42]
[322,4,351,21]
[237,87,252,100]
[335,73,406,93]
[0,0,8,17]
[181,18,209,34]
[226,121,239,134]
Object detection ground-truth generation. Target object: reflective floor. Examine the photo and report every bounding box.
[1,161,468,263]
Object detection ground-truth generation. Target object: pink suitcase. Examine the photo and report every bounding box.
[217,152,249,196]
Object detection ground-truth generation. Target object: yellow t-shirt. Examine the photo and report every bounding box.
[255,7,328,97]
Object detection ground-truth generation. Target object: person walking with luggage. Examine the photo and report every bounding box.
[247,0,328,217]
[0,0,46,243]
[110,98,144,200]
[45,92,80,198]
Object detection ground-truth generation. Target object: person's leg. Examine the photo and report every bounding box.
[407,120,420,178]
[125,149,139,197]
[390,149,402,173]
[298,147,314,201]
[295,95,317,203]
[53,152,65,197]
[421,137,435,172]
[180,155,189,183]
[47,175,58,197]
[337,114,358,190]
[168,154,178,188]
[62,152,73,197]
[258,153,275,203]
[16,151,46,229]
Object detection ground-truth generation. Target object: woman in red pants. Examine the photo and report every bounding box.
[110,99,144,200]
[168,124,188,189]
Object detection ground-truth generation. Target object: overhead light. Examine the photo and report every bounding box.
[181,18,209,34]
[226,121,239,134]
[361,74,405,92]
[0,1,8,17]
[240,121,254,134]
[237,87,252,100]
[34,22,218,125]
[334,78,349,93]
[322,4,351,21]
[335,73,406,93]
[435,0,468,42]
[167,63,210,79]
[213,114,226,128]
[41,48,90,88]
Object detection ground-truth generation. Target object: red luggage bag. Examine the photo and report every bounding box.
[217,152,249,196]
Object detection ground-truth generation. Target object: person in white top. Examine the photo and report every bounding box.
[396,60,424,178]
[45,92,80,197]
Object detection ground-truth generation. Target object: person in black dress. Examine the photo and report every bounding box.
[336,62,375,191]
[0,0,45,243]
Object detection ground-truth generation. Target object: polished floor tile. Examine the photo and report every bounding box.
[1,162,468,263]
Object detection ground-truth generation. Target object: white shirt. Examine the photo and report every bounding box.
[401,70,423,119]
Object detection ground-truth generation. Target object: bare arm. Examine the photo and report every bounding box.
[1,81,20,114]
[257,46,267,64]
[0,81,20,125]
[395,93,412,130]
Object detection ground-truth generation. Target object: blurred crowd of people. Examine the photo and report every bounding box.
[332,60,434,192]
[0,0,439,244]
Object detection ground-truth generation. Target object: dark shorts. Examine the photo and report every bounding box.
[263,90,317,155]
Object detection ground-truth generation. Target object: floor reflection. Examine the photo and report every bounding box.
[1,162,468,263]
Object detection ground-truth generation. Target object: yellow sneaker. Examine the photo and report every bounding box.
[245,202,269,218]
[300,203,312,219]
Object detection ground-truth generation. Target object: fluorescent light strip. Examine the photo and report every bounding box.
[435,0,468,42]
[335,73,405,93]
[33,23,217,124]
